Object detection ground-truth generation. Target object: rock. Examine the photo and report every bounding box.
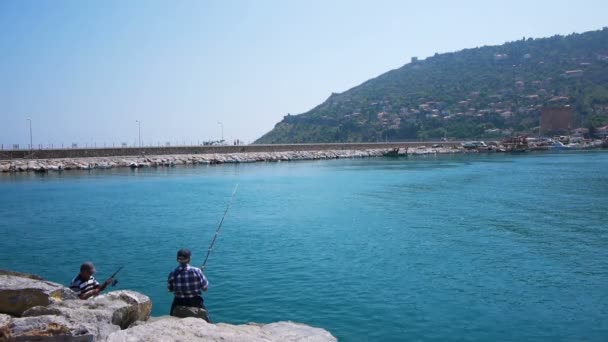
[102,291,152,328]
[118,160,131,167]
[0,270,44,281]
[23,290,152,330]
[171,305,208,321]
[0,272,157,341]
[59,288,79,301]
[26,161,39,171]
[22,302,119,340]
[0,268,325,341]
[261,321,337,342]
[0,275,65,317]
[106,317,337,342]
[47,164,63,171]
[0,314,11,341]
[63,161,79,170]
[96,162,112,169]
[8,315,97,342]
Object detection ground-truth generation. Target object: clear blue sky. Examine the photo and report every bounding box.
[1,0,606,147]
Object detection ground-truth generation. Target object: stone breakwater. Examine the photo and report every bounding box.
[0,270,337,341]
[0,149,399,173]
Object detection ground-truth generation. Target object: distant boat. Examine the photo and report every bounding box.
[502,136,528,153]
[461,141,487,149]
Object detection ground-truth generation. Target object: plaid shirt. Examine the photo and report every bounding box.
[167,264,209,299]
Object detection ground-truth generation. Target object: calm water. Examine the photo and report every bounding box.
[1,152,607,341]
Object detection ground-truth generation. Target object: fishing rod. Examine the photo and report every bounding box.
[100,265,124,289]
[201,184,239,269]
[108,266,124,287]
[109,266,124,279]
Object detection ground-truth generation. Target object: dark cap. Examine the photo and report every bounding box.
[177,248,191,259]
[80,262,96,273]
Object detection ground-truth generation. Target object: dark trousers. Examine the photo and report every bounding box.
[170,296,210,322]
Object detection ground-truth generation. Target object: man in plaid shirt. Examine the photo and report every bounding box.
[168,248,210,321]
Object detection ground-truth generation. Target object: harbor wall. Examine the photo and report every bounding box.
[0,142,459,160]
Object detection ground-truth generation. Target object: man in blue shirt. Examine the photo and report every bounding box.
[167,248,210,321]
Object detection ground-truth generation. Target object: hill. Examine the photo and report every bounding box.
[255,28,608,143]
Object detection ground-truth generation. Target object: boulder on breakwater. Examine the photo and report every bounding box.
[0,270,336,341]
[106,317,336,342]
[0,271,75,317]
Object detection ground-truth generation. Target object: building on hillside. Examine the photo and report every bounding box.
[561,70,583,78]
[540,107,573,134]
[500,111,513,118]
[596,125,608,138]
[571,127,589,137]
[548,96,569,105]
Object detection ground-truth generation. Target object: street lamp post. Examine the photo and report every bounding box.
[26,118,32,152]
[217,121,224,142]
[136,120,141,147]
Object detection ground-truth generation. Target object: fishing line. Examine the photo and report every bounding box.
[201,184,239,269]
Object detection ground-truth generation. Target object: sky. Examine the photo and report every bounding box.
[0,0,606,147]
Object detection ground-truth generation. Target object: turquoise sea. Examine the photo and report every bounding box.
[1,151,607,341]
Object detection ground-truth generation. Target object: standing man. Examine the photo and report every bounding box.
[70,262,113,299]
[167,248,210,322]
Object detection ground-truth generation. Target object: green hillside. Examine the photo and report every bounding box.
[255,28,608,143]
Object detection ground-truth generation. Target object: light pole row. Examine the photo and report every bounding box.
[23,119,227,149]
[217,121,224,142]
[26,118,32,152]
[136,120,141,148]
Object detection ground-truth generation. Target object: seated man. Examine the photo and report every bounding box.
[168,248,210,322]
[69,262,113,299]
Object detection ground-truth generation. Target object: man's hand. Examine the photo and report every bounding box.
[98,277,113,291]
[79,288,101,300]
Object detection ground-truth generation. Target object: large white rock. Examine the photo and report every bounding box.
[0,274,65,317]
[22,290,152,331]
[0,313,11,340]
[106,317,336,342]
[101,290,152,328]
[8,314,98,341]
[260,321,338,341]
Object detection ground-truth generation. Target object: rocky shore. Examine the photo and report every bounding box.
[0,149,389,173]
[0,147,473,173]
[0,270,336,341]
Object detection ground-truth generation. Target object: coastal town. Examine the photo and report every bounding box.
[370,53,608,136]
